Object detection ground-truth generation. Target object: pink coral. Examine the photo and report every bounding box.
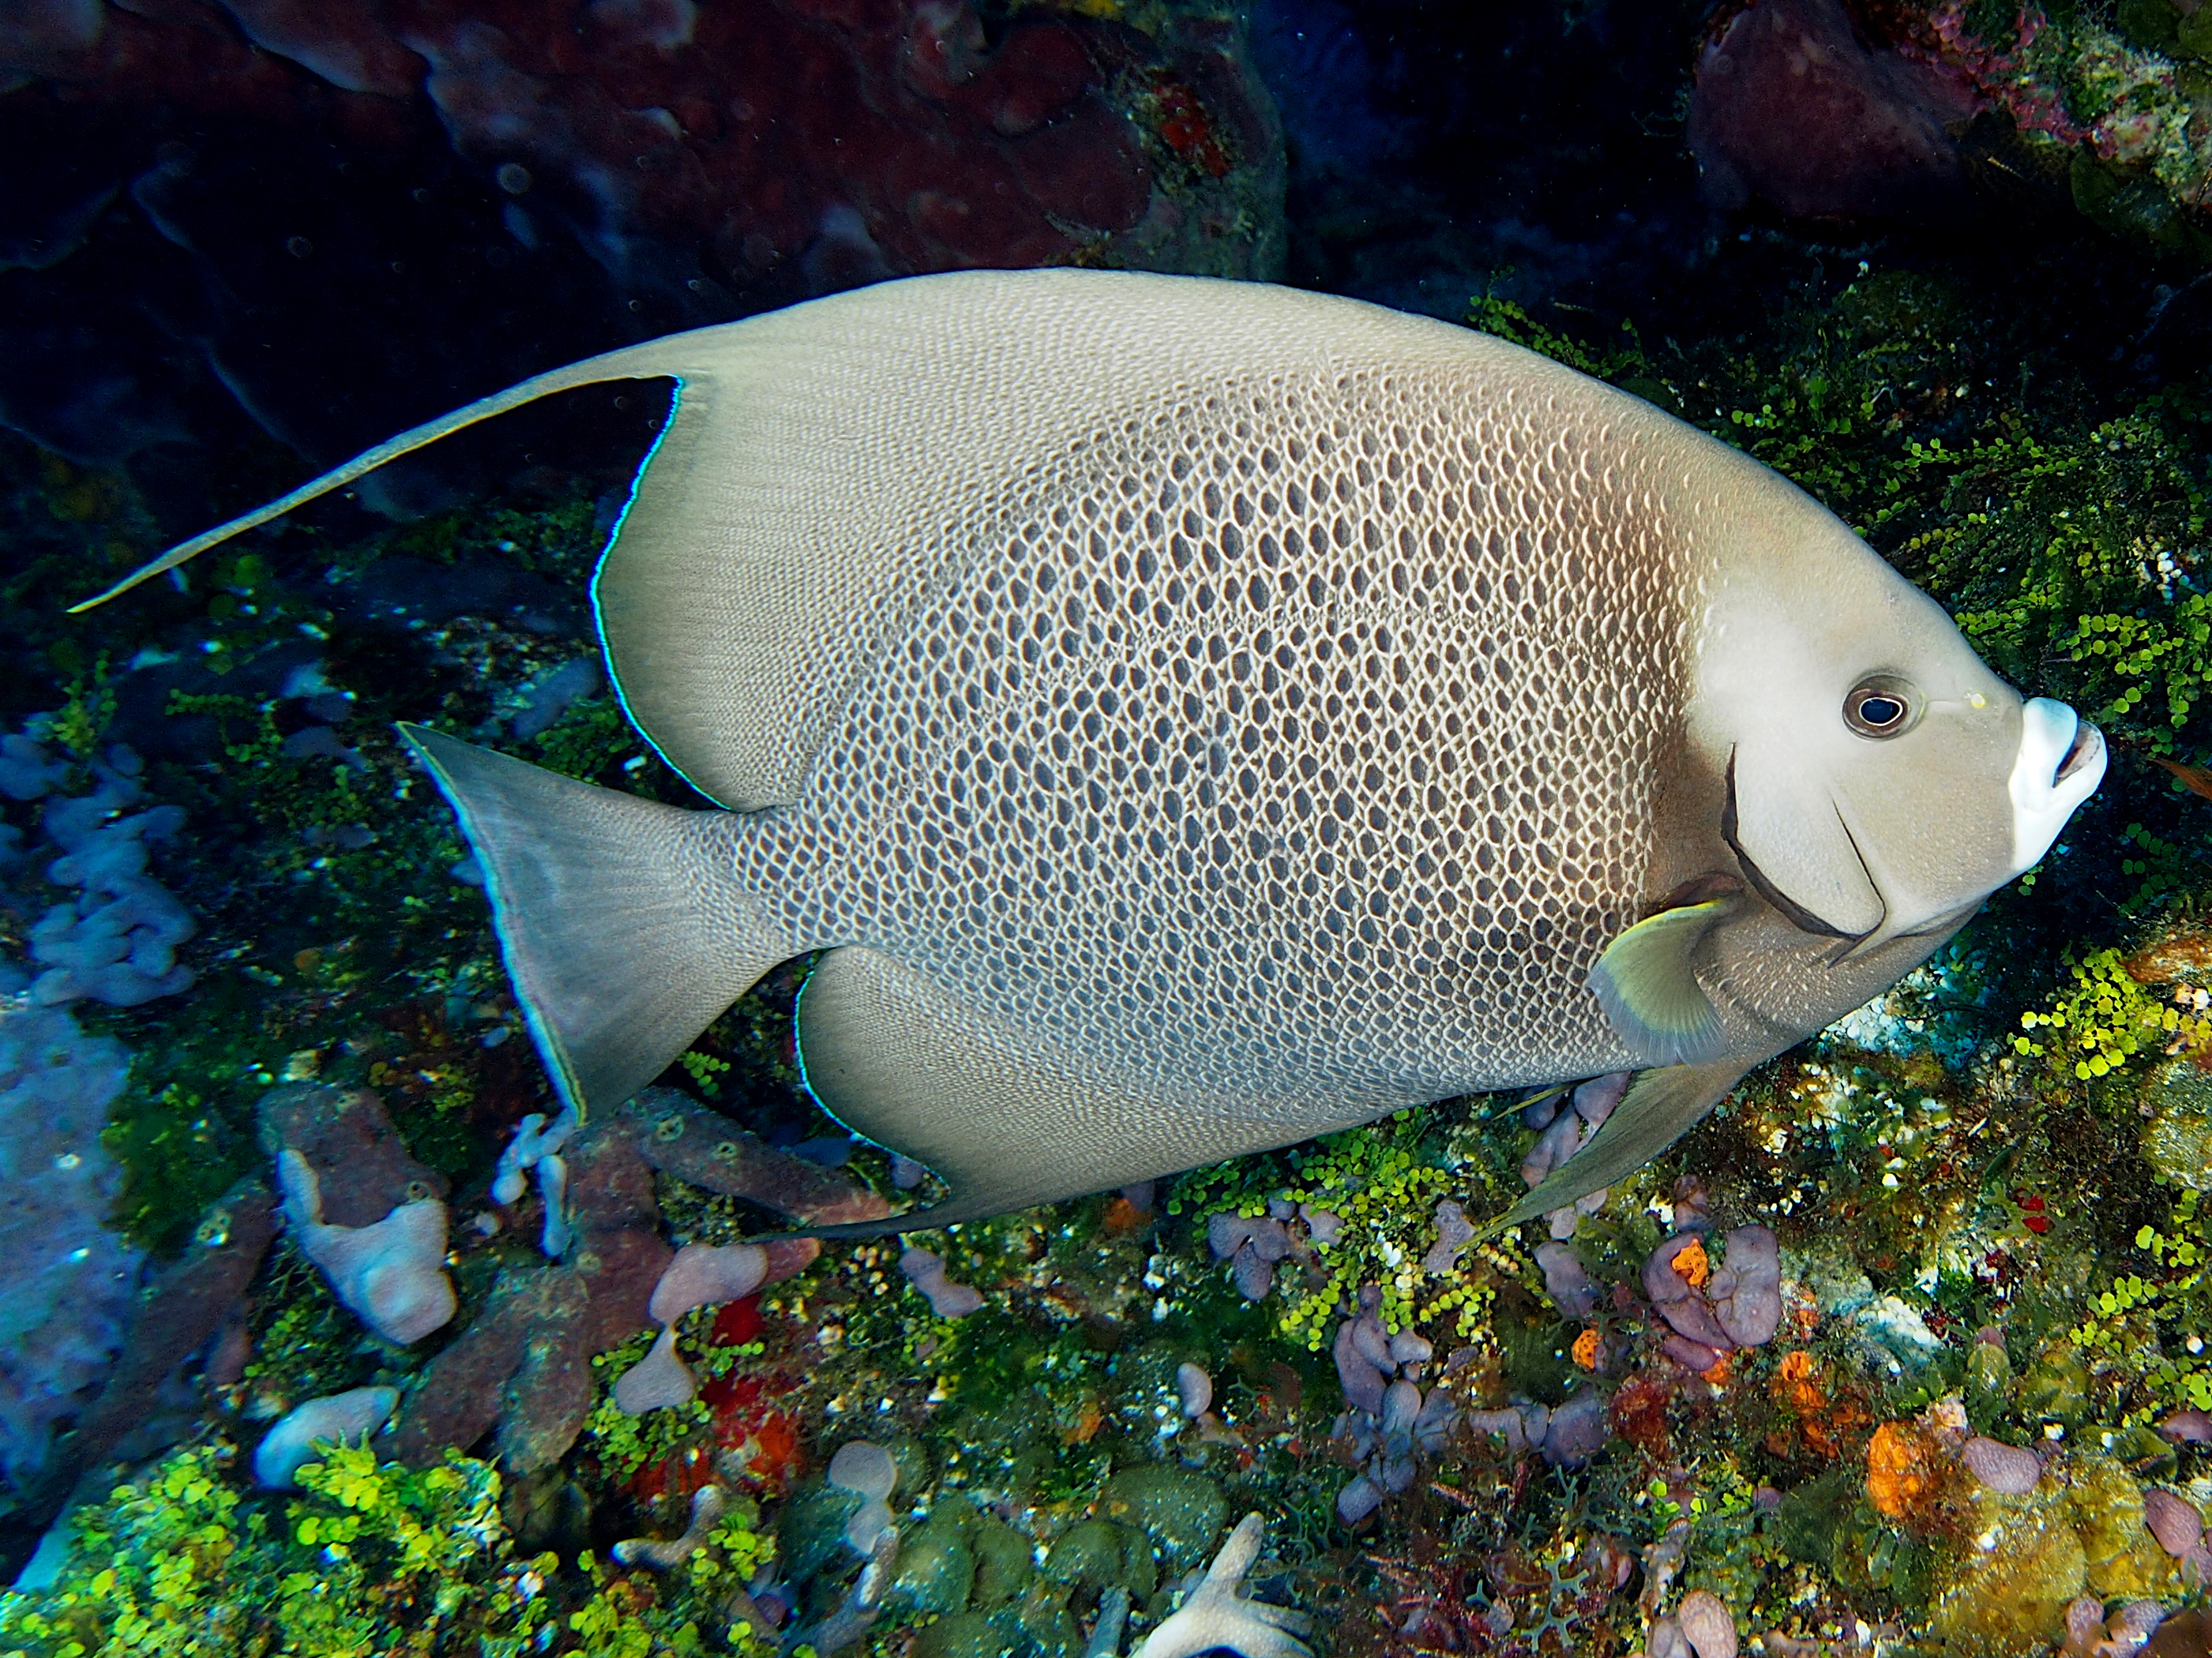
[276,1147,455,1346]
[1688,0,1985,219]
[1900,2,2088,148]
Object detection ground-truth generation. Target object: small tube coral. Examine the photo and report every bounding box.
[276,1148,454,1345]
[1421,1200,1474,1275]
[899,1246,983,1318]
[613,1482,727,1569]
[490,1108,579,1256]
[1129,1513,1311,1658]
[1177,1362,1213,1418]
[828,1439,899,1553]
[253,1385,398,1487]
[613,1324,696,1415]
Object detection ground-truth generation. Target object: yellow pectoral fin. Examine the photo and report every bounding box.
[1587,894,1741,1067]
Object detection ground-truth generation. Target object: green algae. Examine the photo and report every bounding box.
[908,1607,1024,1658]
[1042,1518,1152,1598]
[2022,1342,2095,1426]
[888,1515,975,1615]
[774,1479,867,1588]
[1965,1339,2012,1430]
[1165,1105,1512,1347]
[2069,1451,2176,1600]
[1921,1450,2186,1654]
[1928,1479,2089,1658]
[0,1441,776,1658]
[1093,1466,1226,1577]
[965,1509,1035,1608]
[2148,1062,2212,1189]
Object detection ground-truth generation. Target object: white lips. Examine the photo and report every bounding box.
[2007,697,2106,874]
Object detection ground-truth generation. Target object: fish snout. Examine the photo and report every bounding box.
[2007,697,2106,875]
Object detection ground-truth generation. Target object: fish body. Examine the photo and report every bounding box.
[89,270,2106,1229]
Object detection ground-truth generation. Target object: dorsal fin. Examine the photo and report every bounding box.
[77,269,1636,810]
[81,271,1446,808]
[69,347,685,613]
[582,268,1493,809]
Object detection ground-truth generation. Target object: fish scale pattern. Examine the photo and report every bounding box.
[749,364,1696,1107]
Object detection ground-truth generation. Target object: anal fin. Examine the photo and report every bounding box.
[794,945,1297,1237]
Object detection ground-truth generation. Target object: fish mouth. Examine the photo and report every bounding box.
[2054,718,2102,787]
[1718,704,2109,964]
[2007,698,2106,874]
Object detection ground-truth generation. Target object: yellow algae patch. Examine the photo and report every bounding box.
[2066,1453,2176,1600]
[1928,1481,2086,1658]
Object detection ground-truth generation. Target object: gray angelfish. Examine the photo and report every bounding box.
[81,270,2107,1234]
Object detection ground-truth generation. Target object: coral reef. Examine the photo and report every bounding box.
[387,1087,832,1478]
[2,736,194,1008]
[265,1086,456,1347]
[900,1245,986,1319]
[1909,0,2212,249]
[1331,1283,1453,1522]
[1685,0,2212,255]
[252,1384,397,1488]
[1688,0,1984,221]
[0,1436,779,1654]
[13,11,2212,1652]
[55,1172,276,1498]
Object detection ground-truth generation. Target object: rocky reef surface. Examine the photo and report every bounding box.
[4,3,2212,1656]
[0,994,142,1494]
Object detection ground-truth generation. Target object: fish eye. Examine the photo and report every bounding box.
[1844,675,1917,738]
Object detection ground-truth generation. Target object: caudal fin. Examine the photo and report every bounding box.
[400,725,791,1118]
